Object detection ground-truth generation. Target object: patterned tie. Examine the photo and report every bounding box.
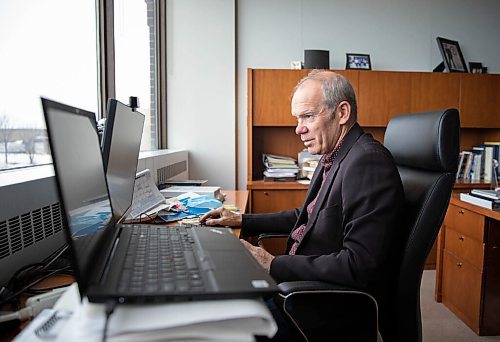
[288,141,342,255]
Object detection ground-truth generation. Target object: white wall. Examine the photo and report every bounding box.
[237,0,500,189]
[165,0,500,190]
[166,0,235,189]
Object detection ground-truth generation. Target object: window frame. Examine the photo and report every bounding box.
[98,0,167,150]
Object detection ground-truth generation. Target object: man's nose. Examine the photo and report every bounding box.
[295,122,307,135]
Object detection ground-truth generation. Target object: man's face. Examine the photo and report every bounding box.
[291,80,341,155]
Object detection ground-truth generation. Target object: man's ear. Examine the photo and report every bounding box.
[337,101,351,125]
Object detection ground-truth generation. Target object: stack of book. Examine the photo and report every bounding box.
[262,153,299,181]
[460,189,500,210]
[456,141,500,182]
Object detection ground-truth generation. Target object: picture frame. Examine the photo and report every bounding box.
[346,53,371,70]
[436,37,468,73]
[468,62,487,74]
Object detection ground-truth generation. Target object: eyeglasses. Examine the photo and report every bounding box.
[294,108,328,125]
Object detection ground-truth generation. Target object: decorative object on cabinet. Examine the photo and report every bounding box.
[469,62,485,74]
[436,37,468,73]
[303,50,329,69]
[345,53,371,70]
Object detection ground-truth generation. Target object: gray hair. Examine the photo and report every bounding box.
[293,70,358,121]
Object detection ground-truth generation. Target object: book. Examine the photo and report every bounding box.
[460,193,500,210]
[262,153,299,169]
[456,151,466,179]
[483,146,494,181]
[470,147,484,181]
[483,142,500,179]
[263,176,297,182]
[462,151,473,180]
[470,189,500,201]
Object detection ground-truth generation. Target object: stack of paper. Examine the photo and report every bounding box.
[262,154,299,181]
[297,149,321,180]
[460,192,500,210]
[48,284,277,342]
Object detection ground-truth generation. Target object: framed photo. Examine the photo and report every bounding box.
[346,53,371,70]
[436,37,468,73]
[468,62,487,74]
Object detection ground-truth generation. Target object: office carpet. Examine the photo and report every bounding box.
[421,270,500,342]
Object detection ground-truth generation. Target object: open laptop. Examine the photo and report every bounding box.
[101,98,145,220]
[41,97,279,303]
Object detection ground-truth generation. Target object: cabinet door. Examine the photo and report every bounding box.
[410,73,460,113]
[442,250,483,333]
[460,74,500,128]
[357,71,411,126]
[251,69,308,126]
[252,190,306,213]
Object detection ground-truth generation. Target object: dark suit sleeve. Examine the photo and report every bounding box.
[269,143,403,290]
[240,209,301,237]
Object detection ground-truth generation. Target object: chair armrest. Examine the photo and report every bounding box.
[278,280,352,295]
[278,281,379,342]
[257,233,288,256]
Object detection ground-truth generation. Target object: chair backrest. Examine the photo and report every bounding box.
[383,108,460,342]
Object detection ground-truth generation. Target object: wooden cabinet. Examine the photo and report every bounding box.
[435,196,500,335]
[460,74,500,127]
[358,71,412,126]
[247,69,500,216]
[251,189,307,214]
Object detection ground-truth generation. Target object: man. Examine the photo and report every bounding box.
[200,70,403,340]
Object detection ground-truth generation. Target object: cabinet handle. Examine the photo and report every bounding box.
[263,192,269,196]
[458,209,465,214]
[458,236,465,241]
[457,262,463,268]
[493,246,498,249]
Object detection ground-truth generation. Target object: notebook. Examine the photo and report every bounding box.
[41,97,279,303]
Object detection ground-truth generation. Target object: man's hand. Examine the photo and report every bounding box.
[240,239,275,272]
[199,207,242,227]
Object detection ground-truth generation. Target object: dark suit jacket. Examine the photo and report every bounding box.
[242,123,404,294]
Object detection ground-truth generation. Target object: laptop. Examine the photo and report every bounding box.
[41,97,279,303]
[101,98,145,220]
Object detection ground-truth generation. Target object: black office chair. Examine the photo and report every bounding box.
[258,108,460,341]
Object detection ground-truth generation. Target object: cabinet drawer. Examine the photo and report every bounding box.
[442,250,483,332]
[444,227,484,270]
[252,190,306,213]
[444,205,484,242]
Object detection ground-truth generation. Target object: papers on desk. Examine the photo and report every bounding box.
[46,284,277,341]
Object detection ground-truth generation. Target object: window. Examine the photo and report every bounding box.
[114,0,158,151]
[0,0,98,171]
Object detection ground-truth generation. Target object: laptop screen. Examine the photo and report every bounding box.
[101,99,145,221]
[42,98,114,293]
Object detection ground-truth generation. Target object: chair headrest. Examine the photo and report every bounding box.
[384,109,460,173]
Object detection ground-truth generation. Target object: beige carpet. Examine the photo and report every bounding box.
[421,270,500,342]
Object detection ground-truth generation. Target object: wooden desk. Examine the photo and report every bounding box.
[435,194,500,335]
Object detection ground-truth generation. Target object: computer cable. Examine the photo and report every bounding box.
[0,266,72,307]
[0,244,72,307]
[102,300,117,342]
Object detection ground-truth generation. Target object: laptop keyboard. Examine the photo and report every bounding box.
[118,225,205,294]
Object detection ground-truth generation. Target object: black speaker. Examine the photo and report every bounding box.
[304,50,330,69]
